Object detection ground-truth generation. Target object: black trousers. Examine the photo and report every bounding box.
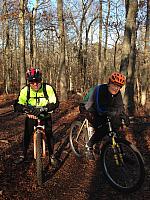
[23,116,54,157]
[87,112,122,148]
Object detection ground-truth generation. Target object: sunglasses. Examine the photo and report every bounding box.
[110,83,121,89]
[30,81,41,85]
[29,79,41,82]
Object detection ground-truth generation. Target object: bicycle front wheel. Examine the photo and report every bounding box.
[101,138,145,193]
[36,130,43,186]
[70,121,88,157]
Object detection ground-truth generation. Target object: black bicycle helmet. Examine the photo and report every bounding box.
[26,68,42,82]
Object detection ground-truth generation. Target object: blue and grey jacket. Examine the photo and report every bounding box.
[85,84,125,116]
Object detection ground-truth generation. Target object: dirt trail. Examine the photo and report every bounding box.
[0,96,150,200]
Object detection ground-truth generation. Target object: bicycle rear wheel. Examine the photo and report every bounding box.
[36,130,43,186]
[101,138,145,193]
[70,121,89,157]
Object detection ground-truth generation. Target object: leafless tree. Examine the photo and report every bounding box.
[120,0,138,114]
[97,0,103,83]
[19,0,26,89]
[57,0,67,100]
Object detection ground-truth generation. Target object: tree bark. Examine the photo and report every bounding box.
[19,0,26,89]
[33,0,38,68]
[120,0,138,114]
[97,0,103,83]
[143,0,150,110]
[3,0,11,93]
[57,0,67,100]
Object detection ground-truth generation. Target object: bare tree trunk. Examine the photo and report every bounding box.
[126,8,138,115]
[120,0,138,114]
[78,5,85,90]
[104,0,110,60]
[30,11,33,67]
[145,0,150,54]
[57,0,67,101]
[33,0,38,68]
[19,0,26,89]
[97,0,103,83]
[113,4,120,70]
[113,28,120,70]
[3,0,11,93]
[143,0,150,111]
[120,0,136,74]
[78,0,93,91]
[29,0,38,68]
[103,0,110,80]
[14,23,19,87]
[84,13,98,89]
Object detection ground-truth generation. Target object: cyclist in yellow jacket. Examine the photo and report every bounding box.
[14,68,59,165]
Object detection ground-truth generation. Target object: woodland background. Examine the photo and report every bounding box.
[0,0,149,115]
[0,1,150,198]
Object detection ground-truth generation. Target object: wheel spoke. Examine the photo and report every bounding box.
[102,140,145,192]
[70,121,88,157]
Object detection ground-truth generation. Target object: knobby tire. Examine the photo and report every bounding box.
[70,121,88,157]
[101,138,145,193]
[36,129,43,186]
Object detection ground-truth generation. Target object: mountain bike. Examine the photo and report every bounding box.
[24,106,50,186]
[33,115,46,186]
[69,116,145,193]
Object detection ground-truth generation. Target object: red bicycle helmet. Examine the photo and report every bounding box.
[109,72,126,87]
[26,68,42,82]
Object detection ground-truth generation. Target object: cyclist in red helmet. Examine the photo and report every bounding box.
[79,71,130,160]
[14,68,59,166]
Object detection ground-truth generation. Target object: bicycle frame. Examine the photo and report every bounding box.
[107,117,124,165]
[75,118,94,144]
[75,118,88,140]
[71,116,125,161]
[33,119,46,159]
[70,115,145,192]
[22,107,51,186]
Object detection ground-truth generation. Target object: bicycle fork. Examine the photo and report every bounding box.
[33,126,46,159]
[111,136,123,165]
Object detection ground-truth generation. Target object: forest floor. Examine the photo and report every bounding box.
[0,94,150,200]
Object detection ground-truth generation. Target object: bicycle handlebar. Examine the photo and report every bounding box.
[22,105,49,119]
[23,105,47,111]
[100,111,130,126]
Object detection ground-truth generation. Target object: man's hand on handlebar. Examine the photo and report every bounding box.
[22,105,48,118]
[31,107,48,117]
[27,114,38,119]
[22,106,37,119]
[120,112,130,127]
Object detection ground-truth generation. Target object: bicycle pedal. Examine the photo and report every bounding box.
[85,150,95,161]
